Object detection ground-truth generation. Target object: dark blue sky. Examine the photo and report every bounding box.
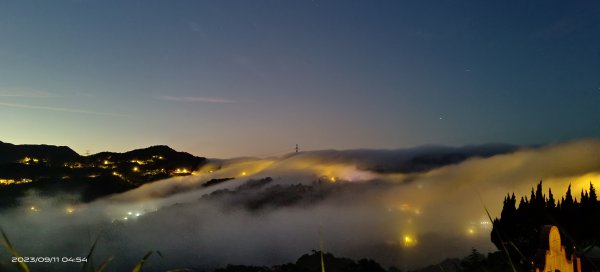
[0,1,599,157]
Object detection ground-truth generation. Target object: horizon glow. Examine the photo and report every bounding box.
[0,1,599,158]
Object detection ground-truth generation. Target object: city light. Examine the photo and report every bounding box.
[0,178,33,186]
[467,228,475,235]
[403,235,417,247]
[175,168,190,174]
[130,160,146,165]
[20,157,40,164]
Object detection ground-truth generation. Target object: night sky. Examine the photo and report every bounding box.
[1,1,599,158]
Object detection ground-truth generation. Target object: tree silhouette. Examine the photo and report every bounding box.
[491,181,600,271]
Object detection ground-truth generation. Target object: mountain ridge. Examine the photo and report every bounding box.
[0,140,207,206]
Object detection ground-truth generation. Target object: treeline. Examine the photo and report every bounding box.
[213,249,516,272]
[492,181,600,271]
[213,251,388,272]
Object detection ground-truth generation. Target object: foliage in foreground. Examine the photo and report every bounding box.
[0,228,162,272]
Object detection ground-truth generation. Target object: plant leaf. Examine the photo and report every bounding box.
[95,256,113,272]
[81,235,100,272]
[0,228,30,272]
[131,251,155,272]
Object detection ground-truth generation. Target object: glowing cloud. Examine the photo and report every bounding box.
[0,102,128,117]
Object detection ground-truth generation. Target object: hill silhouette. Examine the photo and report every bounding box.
[0,141,79,164]
[0,141,206,207]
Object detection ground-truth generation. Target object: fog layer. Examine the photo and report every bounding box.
[1,140,599,271]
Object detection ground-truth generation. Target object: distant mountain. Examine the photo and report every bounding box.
[0,141,207,207]
[393,143,520,173]
[87,145,205,172]
[0,141,80,165]
[277,143,521,174]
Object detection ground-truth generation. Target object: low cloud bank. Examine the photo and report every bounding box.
[1,140,599,271]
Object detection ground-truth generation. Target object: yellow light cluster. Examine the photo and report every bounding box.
[130,160,146,165]
[174,168,190,174]
[0,179,33,186]
[144,169,166,175]
[403,235,417,247]
[64,162,84,168]
[20,157,40,164]
[467,228,476,235]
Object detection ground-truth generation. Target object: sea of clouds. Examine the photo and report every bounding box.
[1,139,600,271]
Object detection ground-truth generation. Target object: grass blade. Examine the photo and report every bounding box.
[132,251,155,272]
[95,256,113,272]
[81,235,100,272]
[478,195,517,272]
[319,229,326,272]
[0,228,30,272]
